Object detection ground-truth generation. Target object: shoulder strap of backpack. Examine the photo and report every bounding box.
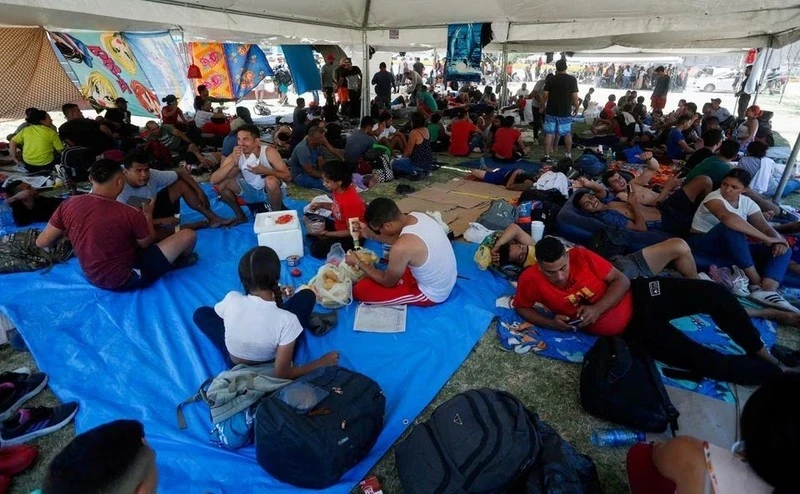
[176,376,215,430]
[640,347,680,436]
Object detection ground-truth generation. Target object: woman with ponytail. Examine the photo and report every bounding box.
[192,246,339,377]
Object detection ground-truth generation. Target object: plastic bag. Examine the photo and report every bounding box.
[425,211,451,234]
[464,222,496,244]
[337,248,379,283]
[309,264,353,309]
[326,243,346,265]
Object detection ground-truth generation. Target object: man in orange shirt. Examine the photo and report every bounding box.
[514,237,784,385]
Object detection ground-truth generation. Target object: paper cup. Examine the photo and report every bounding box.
[531,221,545,244]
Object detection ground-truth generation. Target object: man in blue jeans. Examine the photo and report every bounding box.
[540,59,580,163]
[288,126,343,190]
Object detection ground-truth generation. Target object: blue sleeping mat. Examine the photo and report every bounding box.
[457,158,542,174]
[0,187,508,493]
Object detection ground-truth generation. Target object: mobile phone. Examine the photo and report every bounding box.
[566,318,583,326]
[661,367,703,383]
[127,196,150,209]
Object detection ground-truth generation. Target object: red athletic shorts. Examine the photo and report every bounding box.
[650,96,667,110]
[353,267,435,307]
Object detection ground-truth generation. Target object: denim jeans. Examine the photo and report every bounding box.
[193,289,317,367]
[292,173,326,191]
[688,223,791,283]
[392,157,423,177]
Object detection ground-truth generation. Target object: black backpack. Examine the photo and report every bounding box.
[580,337,679,434]
[254,366,385,489]
[587,227,630,259]
[517,414,603,494]
[395,389,538,493]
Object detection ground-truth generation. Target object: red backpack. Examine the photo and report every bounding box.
[145,140,174,170]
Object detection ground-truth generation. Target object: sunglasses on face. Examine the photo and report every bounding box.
[368,223,382,235]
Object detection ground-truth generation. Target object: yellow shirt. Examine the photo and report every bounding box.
[11,125,64,166]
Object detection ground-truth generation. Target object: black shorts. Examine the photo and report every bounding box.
[153,186,179,219]
[658,189,696,236]
[113,244,172,291]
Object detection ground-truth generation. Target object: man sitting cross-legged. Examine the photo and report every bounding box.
[211,124,291,224]
[119,151,232,238]
[514,236,786,385]
[345,198,457,306]
[491,223,699,280]
[36,159,198,291]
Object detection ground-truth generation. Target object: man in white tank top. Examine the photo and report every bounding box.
[345,197,457,306]
[210,124,291,224]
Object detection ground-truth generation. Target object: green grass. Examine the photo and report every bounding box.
[5,128,799,493]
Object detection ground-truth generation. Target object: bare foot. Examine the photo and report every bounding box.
[230,216,248,226]
[182,220,210,230]
[208,216,236,228]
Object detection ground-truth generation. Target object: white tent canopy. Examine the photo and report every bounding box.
[2,0,800,52]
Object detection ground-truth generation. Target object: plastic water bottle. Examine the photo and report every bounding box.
[590,428,645,448]
[0,200,13,236]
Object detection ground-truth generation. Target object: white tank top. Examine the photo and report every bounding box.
[401,212,457,303]
[239,145,278,190]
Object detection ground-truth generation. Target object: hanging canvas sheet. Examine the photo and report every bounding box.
[445,23,483,83]
[124,31,189,109]
[49,31,160,117]
[281,45,322,95]
[189,42,271,101]
[223,43,272,100]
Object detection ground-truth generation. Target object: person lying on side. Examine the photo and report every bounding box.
[3,180,64,227]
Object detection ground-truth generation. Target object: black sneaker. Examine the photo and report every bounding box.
[541,156,554,164]
[0,372,47,422]
[172,252,200,271]
[0,402,79,447]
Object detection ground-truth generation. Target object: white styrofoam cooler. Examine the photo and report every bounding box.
[254,210,304,260]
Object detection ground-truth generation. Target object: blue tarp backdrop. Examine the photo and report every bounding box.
[281,45,322,96]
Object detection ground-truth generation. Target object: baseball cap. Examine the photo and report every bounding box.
[711,98,722,103]
[162,94,177,103]
[230,117,247,132]
[114,97,127,104]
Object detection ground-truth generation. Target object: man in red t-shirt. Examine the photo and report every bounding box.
[513,237,784,385]
[448,108,482,157]
[36,159,199,291]
[491,116,527,162]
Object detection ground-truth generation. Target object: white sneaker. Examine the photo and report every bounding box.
[565,153,572,159]
[473,147,482,153]
[749,290,800,313]
[697,272,713,282]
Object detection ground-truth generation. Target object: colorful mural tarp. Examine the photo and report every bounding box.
[190,42,271,101]
[445,23,483,83]
[124,31,189,108]
[50,31,161,116]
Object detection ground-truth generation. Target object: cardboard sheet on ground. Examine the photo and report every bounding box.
[0,185,506,493]
[438,178,522,202]
[395,195,487,237]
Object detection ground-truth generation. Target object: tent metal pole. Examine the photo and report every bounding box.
[500,43,509,107]
[361,29,370,119]
[752,40,775,107]
[773,131,800,201]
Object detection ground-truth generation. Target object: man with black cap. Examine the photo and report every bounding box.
[104,98,139,137]
[42,420,158,494]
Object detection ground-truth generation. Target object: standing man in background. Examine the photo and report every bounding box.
[321,54,337,109]
[651,66,670,112]
[540,59,580,163]
[372,62,396,111]
[736,65,754,119]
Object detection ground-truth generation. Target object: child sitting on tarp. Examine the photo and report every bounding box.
[307,161,366,259]
[192,246,339,375]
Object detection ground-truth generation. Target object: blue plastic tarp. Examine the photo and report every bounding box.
[0,187,505,493]
[280,45,322,96]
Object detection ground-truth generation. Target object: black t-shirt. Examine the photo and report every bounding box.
[372,70,394,98]
[11,196,65,226]
[194,95,206,111]
[684,147,715,171]
[544,73,579,117]
[58,119,115,155]
[104,108,128,124]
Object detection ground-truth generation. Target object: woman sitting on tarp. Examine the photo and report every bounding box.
[9,110,63,173]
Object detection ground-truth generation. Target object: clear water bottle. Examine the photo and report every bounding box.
[0,200,13,236]
[590,428,645,448]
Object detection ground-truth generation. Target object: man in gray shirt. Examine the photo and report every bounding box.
[344,117,377,163]
[288,126,344,190]
[321,54,337,107]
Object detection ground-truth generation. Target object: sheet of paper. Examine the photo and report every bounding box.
[354,304,407,333]
[2,175,51,189]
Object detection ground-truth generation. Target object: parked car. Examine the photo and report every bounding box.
[691,71,739,93]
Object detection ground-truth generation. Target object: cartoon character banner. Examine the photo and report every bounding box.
[445,23,483,83]
[49,31,160,117]
[124,31,189,110]
[189,42,270,101]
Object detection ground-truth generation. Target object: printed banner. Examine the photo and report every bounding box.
[189,42,271,101]
[189,42,234,100]
[281,45,321,96]
[49,31,160,116]
[445,23,483,83]
[223,43,272,100]
[124,31,189,110]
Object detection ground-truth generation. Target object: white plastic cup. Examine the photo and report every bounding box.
[531,221,545,244]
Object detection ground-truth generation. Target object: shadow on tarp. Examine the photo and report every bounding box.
[0,184,508,493]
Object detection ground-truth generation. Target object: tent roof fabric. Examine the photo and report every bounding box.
[0,27,81,120]
[1,0,799,51]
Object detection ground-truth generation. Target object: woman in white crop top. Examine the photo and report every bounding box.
[687,168,794,312]
[193,246,338,378]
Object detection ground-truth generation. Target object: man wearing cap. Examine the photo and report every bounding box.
[104,98,139,137]
[709,98,733,128]
[650,66,670,111]
[321,54,338,108]
[59,103,117,156]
